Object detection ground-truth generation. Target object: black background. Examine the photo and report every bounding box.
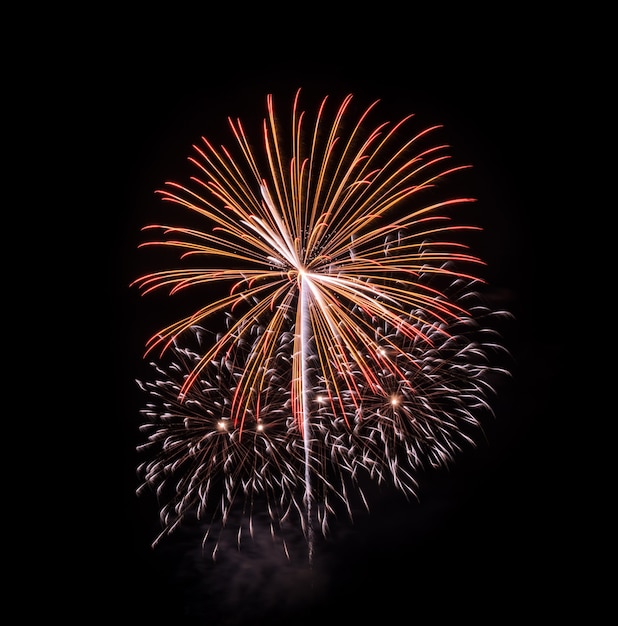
[50,7,604,625]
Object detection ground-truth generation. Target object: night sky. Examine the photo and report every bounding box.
[72,10,600,625]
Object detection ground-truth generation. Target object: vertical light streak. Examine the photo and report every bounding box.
[299,271,315,565]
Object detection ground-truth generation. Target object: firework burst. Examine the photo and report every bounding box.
[132,89,511,561]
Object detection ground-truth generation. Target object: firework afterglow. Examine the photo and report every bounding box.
[132,89,511,562]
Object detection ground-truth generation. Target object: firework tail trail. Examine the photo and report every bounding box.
[299,274,315,565]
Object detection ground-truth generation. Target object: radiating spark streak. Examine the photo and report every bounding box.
[132,89,512,561]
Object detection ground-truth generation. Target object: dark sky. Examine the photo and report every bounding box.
[74,10,597,625]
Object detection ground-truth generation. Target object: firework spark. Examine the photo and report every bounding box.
[132,89,511,561]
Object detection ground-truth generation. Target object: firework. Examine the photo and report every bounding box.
[132,90,511,561]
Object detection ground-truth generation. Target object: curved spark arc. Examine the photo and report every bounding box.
[132,89,511,559]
